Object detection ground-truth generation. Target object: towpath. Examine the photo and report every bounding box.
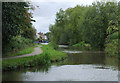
[3,45,43,60]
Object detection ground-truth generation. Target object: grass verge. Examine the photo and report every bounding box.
[41,44,67,62]
[2,44,67,71]
[2,53,50,71]
[4,45,38,57]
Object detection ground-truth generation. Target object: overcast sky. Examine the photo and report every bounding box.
[30,0,100,33]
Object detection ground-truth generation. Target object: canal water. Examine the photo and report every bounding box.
[2,45,119,81]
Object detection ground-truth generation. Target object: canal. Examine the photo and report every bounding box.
[2,45,119,81]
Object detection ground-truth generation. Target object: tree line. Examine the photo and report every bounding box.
[49,1,119,51]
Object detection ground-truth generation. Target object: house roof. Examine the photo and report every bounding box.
[38,32,43,35]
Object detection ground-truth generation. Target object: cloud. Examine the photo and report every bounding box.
[30,0,95,33]
[31,0,94,3]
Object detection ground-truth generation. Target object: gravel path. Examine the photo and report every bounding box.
[3,45,43,60]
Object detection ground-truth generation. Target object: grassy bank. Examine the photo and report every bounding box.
[3,36,35,57]
[41,44,67,62]
[2,44,67,71]
[4,45,38,57]
[2,53,50,71]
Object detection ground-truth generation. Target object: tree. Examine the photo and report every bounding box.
[49,1,118,49]
[2,2,36,54]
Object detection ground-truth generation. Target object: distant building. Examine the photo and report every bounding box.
[37,32,47,43]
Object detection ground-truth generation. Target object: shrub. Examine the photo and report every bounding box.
[3,36,34,57]
[105,20,118,56]
[107,32,118,40]
[48,41,58,49]
[73,41,91,48]
[105,39,118,56]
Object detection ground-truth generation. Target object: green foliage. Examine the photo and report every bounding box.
[2,2,36,55]
[49,1,118,49]
[3,36,34,57]
[105,20,119,56]
[49,41,59,50]
[2,53,50,71]
[2,2,29,42]
[107,21,118,35]
[6,46,37,57]
[45,32,51,42]
[107,32,118,39]
[3,44,67,71]
[41,44,67,62]
[73,41,91,48]
[22,26,37,41]
[105,39,118,56]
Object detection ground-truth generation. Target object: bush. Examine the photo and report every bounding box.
[105,21,118,56]
[48,41,58,49]
[107,32,118,40]
[73,41,91,48]
[105,39,118,56]
[3,36,34,57]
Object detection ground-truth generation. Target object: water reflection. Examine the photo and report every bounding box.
[3,65,51,81]
[62,50,83,53]
[2,45,119,81]
[2,65,118,81]
[59,45,68,47]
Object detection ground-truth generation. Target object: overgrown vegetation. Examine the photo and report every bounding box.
[2,44,67,71]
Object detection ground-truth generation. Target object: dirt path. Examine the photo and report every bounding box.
[3,45,43,60]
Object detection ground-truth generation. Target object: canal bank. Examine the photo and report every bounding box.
[2,45,119,81]
[2,44,67,71]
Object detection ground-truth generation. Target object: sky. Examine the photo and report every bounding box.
[30,0,99,34]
